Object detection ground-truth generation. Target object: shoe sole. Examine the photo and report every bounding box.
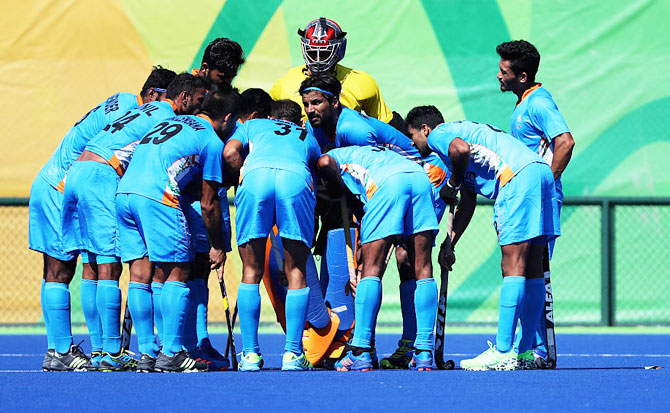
[336,367,372,371]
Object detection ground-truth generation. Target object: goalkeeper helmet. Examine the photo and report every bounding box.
[298,18,347,74]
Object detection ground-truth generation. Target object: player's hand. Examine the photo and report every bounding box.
[438,238,455,271]
[345,268,361,297]
[209,247,226,272]
[439,179,460,207]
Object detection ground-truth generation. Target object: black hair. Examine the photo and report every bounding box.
[140,66,177,97]
[271,100,303,125]
[166,73,207,100]
[240,88,274,118]
[201,89,244,121]
[496,40,541,83]
[298,74,342,100]
[202,37,246,74]
[405,105,445,129]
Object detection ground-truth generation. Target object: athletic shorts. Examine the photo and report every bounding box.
[183,192,232,254]
[361,171,439,244]
[61,161,120,259]
[116,193,192,263]
[28,174,79,261]
[235,167,315,247]
[493,161,560,246]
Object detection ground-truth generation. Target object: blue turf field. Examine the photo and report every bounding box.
[1,333,668,412]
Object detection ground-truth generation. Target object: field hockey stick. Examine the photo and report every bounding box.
[339,197,357,295]
[537,247,557,369]
[217,266,238,370]
[223,303,238,358]
[435,203,456,370]
[120,300,133,351]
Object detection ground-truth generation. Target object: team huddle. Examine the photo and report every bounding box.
[30,18,574,372]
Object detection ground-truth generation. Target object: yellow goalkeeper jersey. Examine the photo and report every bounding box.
[269,64,394,123]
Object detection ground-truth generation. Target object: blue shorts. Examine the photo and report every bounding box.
[361,171,439,244]
[183,192,232,254]
[28,174,78,261]
[493,162,560,246]
[235,168,315,247]
[61,161,120,259]
[116,193,193,263]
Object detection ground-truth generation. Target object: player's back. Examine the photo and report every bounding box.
[429,120,543,199]
[328,145,424,203]
[117,114,223,208]
[231,118,321,184]
[38,93,142,188]
[84,100,176,176]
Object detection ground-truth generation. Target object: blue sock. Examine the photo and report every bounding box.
[151,282,163,345]
[183,281,198,352]
[80,279,103,352]
[399,279,417,341]
[237,283,261,354]
[44,282,72,354]
[351,277,381,349]
[496,276,526,353]
[192,278,210,347]
[414,278,438,351]
[97,280,122,354]
[128,282,158,357]
[305,254,330,329]
[517,278,545,353]
[41,279,54,350]
[161,281,190,356]
[284,287,310,354]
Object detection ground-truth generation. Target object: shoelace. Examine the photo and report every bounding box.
[72,340,91,360]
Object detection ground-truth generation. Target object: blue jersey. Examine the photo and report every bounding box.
[307,107,410,152]
[228,118,321,185]
[84,100,176,176]
[38,93,143,190]
[117,115,224,208]
[327,145,424,204]
[510,85,569,193]
[428,121,543,200]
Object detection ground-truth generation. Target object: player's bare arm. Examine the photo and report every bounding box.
[550,132,575,180]
[201,179,226,270]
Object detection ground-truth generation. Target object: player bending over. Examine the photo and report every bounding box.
[318,145,439,371]
[406,105,560,371]
[116,90,241,372]
[30,66,173,371]
[62,71,215,371]
[223,99,321,371]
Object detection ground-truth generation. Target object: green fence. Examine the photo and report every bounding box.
[2,197,669,328]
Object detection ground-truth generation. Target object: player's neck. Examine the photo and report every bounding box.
[515,83,540,103]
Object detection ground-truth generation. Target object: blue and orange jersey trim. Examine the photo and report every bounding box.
[516,83,542,107]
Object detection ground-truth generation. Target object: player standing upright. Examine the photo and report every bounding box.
[30,67,173,371]
[192,37,245,91]
[317,145,440,371]
[223,100,321,371]
[271,17,403,129]
[406,106,561,371]
[115,90,241,372]
[496,40,574,366]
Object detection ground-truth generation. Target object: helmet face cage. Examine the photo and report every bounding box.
[299,18,347,74]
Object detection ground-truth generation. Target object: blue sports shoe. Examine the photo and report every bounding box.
[409,350,433,371]
[335,350,374,371]
[90,351,103,370]
[238,352,264,372]
[281,352,313,371]
[99,349,138,371]
[197,341,230,371]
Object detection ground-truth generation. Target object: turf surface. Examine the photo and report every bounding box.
[1,333,668,411]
